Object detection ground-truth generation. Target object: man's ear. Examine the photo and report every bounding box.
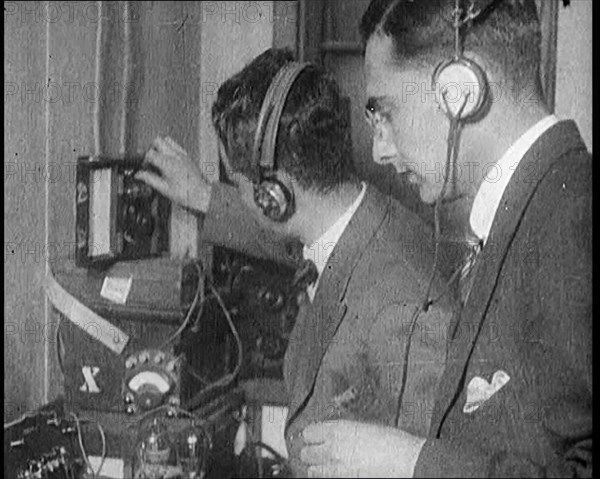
[235,172,260,211]
[218,144,253,189]
[218,141,236,185]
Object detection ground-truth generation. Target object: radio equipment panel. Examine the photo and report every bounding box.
[75,156,170,268]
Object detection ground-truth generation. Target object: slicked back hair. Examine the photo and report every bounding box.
[359,0,542,93]
[211,48,358,194]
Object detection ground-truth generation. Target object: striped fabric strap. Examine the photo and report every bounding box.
[44,272,129,355]
[459,240,483,304]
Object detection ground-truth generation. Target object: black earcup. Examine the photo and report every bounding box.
[254,179,294,223]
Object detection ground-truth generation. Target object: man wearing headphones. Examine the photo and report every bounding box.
[137,0,591,476]
[296,0,591,477]
[137,48,457,477]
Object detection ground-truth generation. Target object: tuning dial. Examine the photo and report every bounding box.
[125,356,138,369]
[122,349,180,418]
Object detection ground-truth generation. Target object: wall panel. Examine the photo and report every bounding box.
[555,0,592,151]
[5,0,51,419]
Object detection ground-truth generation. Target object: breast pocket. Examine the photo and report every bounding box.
[463,369,511,416]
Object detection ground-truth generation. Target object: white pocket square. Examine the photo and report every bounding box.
[463,370,510,414]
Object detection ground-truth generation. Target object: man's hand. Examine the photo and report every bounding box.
[135,136,213,213]
[300,420,426,478]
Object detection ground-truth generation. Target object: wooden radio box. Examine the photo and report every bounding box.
[50,257,202,417]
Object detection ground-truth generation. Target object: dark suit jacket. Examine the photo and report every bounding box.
[201,182,458,477]
[414,120,592,478]
[281,186,456,477]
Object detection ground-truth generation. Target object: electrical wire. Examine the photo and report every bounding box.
[69,412,107,479]
[71,412,93,477]
[184,280,243,411]
[427,261,464,306]
[57,319,65,376]
[126,259,241,470]
[249,441,288,467]
[248,441,286,464]
[422,90,468,310]
[186,367,211,386]
[157,253,242,398]
[184,289,217,386]
[3,410,49,430]
[184,288,236,387]
[394,90,470,427]
[160,261,205,350]
[94,420,107,478]
[190,286,208,333]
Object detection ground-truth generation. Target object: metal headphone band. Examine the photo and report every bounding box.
[431,0,490,122]
[252,61,313,222]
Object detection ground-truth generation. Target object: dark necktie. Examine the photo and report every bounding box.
[292,259,319,291]
[459,239,483,305]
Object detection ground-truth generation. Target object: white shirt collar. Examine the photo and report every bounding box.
[302,182,367,301]
[469,115,559,244]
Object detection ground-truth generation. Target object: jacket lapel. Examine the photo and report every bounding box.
[431,121,588,434]
[286,186,392,427]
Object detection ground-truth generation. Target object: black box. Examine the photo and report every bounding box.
[75,155,170,268]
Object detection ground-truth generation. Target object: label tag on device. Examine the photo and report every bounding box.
[44,272,129,355]
[100,276,133,304]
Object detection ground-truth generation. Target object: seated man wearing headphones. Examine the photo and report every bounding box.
[137,48,458,477]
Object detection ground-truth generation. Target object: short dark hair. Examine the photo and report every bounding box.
[359,0,542,91]
[211,48,357,194]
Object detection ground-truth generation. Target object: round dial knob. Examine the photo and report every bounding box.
[136,384,163,411]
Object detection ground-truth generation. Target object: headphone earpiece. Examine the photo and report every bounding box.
[253,177,294,222]
[252,61,312,223]
[432,57,489,121]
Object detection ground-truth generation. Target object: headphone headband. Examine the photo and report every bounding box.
[432,0,489,122]
[252,61,312,183]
